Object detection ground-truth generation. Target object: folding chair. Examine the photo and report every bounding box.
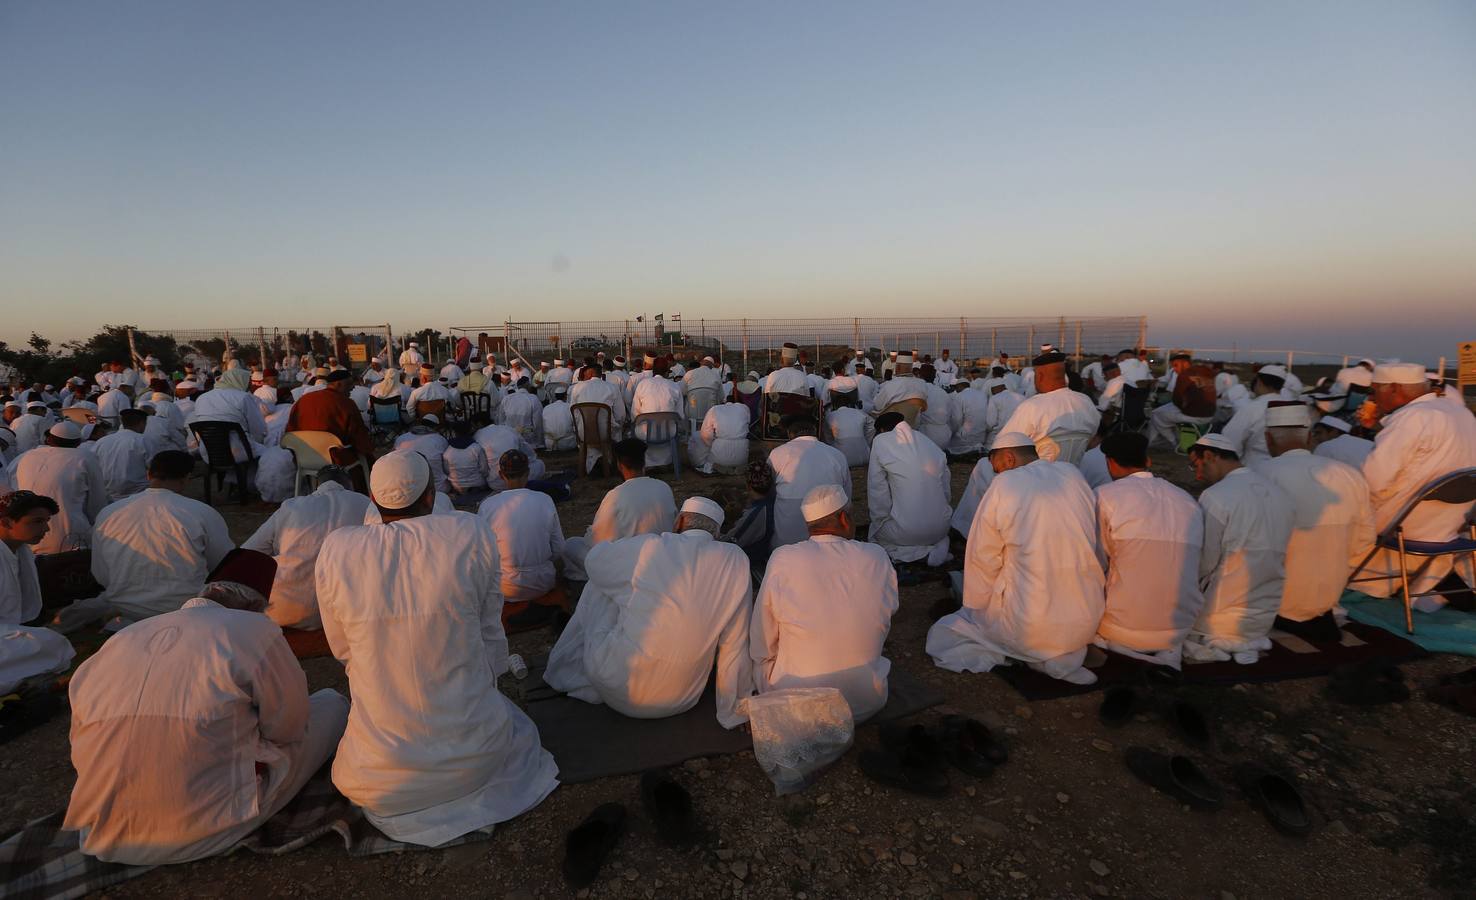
[460,391,493,427]
[188,421,255,506]
[413,398,451,435]
[760,392,821,441]
[1175,420,1213,455]
[369,395,404,442]
[572,402,614,478]
[281,431,368,497]
[1048,430,1093,465]
[1348,467,1476,634]
[634,411,682,476]
[1108,386,1151,435]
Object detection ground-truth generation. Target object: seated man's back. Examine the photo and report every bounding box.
[317,508,558,846]
[241,474,370,629]
[91,486,233,622]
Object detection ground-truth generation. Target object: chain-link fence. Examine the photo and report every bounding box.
[451,315,1148,373]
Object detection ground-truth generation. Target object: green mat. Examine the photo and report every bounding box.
[1341,590,1476,657]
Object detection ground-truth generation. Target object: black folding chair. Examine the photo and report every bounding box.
[1107,385,1150,435]
[188,421,255,505]
[1348,467,1476,634]
[461,391,493,427]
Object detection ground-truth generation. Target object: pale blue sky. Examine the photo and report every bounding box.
[2,1,1473,363]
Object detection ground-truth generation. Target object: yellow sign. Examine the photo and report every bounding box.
[347,343,368,363]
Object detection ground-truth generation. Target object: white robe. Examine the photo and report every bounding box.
[497,392,544,446]
[188,388,269,463]
[394,429,452,495]
[825,407,874,468]
[764,366,810,396]
[545,531,753,728]
[443,442,490,494]
[996,387,1101,464]
[916,381,954,450]
[93,429,152,501]
[0,540,43,624]
[983,389,1024,449]
[947,388,990,454]
[90,488,234,624]
[1219,393,1278,472]
[10,445,107,554]
[561,476,677,581]
[12,415,53,455]
[768,436,851,549]
[1358,393,1476,601]
[472,424,545,491]
[542,400,576,452]
[1079,445,1112,489]
[631,377,683,468]
[1314,434,1374,468]
[1259,449,1374,622]
[317,513,558,845]
[870,376,928,415]
[96,389,132,424]
[927,461,1104,683]
[63,599,346,864]
[1188,468,1293,659]
[242,482,371,629]
[751,535,898,722]
[867,423,951,563]
[477,488,565,601]
[689,403,750,474]
[1095,473,1204,665]
[361,490,456,524]
[950,456,995,536]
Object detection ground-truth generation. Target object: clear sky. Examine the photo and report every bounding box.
[2,1,1473,364]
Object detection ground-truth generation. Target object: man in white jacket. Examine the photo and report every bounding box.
[927,432,1105,684]
[317,450,558,846]
[545,497,754,728]
[767,418,851,550]
[689,395,751,475]
[868,414,952,564]
[751,485,898,722]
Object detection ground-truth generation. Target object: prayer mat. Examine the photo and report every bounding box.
[521,662,944,784]
[0,766,491,900]
[994,621,1426,702]
[1343,590,1476,657]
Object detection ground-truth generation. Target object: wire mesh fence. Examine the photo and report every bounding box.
[451,315,1148,373]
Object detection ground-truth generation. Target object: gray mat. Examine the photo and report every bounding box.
[521,663,943,784]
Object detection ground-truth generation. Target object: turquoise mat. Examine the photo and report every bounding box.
[1342,590,1476,657]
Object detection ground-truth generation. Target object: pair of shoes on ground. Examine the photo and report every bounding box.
[1098,667,1211,747]
[1428,665,1476,716]
[563,769,699,888]
[1327,658,1409,706]
[1123,749,1311,836]
[857,715,1007,796]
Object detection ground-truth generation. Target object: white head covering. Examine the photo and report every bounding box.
[1371,361,1425,385]
[781,343,799,363]
[1193,433,1239,454]
[47,421,81,441]
[989,431,1034,452]
[1317,416,1353,434]
[370,449,431,509]
[1265,404,1310,427]
[801,484,848,522]
[679,496,725,529]
[421,413,440,425]
[1257,364,1288,380]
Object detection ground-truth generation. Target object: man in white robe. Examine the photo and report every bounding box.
[947,381,990,454]
[868,414,951,564]
[764,344,810,396]
[1258,404,1375,635]
[996,351,1100,464]
[1356,361,1476,606]
[12,403,55,455]
[472,422,545,490]
[397,341,424,371]
[9,422,107,554]
[241,467,370,630]
[477,449,566,603]
[1093,432,1204,667]
[768,418,851,549]
[926,432,1105,684]
[751,485,898,722]
[394,415,452,494]
[188,368,269,464]
[980,377,1024,450]
[1219,365,1293,472]
[81,450,234,628]
[562,439,677,581]
[545,497,754,727]
[96,383,133,425]
[630,363,684,469]
[317,450,558,845]
[870,353,928,415]
[408,364,459,415]
[1184,434,1294,663]
[93,408,153,502]
[1310,416,1374,468]
[949,454,995,538]
[542,389,576,452]
[0,491,76,691]
[934,349,959,387]
[64,565,348,864]
[498,382,545,446]
[826,395,875,468]
[914,364,955,450]
[689,396,751,474]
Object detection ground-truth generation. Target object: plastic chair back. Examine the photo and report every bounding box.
[572,402,614,477]
[634,410,682,475]
[370,395,402,426]
[686,386,719,432]
[61,407,97,425]
[281,430,343,497]
[1049,430,1092,465]
[413,398,447,423]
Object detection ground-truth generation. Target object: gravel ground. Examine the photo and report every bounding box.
[4,445,1473,899]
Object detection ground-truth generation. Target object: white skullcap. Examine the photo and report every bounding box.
[613,356,626,366]
[702,356,714,364]
[680,496,726,529]
[421,413,440,425]
[1193,433,1239,454]
[800,484,848,522]
[409,341,418,348]
[1343,367,1373,388]
[370,449,431,509]
[855,349,865,356]
[177,380,198,389]
[989,431,1034,452]
[47,421,81,441]
[540,361,550,367]
[3,401,19,410]
[1257,364,1288,379]
[553,358,564,365]
[1372,361,1425,385]
[1317,416,1352,433]
[1265,404,1310,427]
[896,352,914,365]
[420,362,434,371]
[26,401,46,410]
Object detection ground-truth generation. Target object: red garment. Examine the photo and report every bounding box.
[286,388,374,458]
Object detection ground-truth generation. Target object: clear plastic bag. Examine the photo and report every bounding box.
[743,687,855,795]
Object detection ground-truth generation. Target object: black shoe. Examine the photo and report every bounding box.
[858,747,949,797]
[1165,699,1211,746]
[1233,763,1312,836]
[563,803,628,888]
[507,603,558,629]
[1274,611,1342,643]
[1327,658,1409,706]
[1099,686,1138,727]
[937,714,1007,776]
[1124,747,1223,810]
[640,769,698,846]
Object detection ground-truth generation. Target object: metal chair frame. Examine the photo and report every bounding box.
[188,421,255,506]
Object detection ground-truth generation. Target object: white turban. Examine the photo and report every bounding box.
[1372,362,1425,385]
[370,449,431,510]
[1265,404,1310,427]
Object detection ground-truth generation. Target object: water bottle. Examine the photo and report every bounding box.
[508,653,528,680]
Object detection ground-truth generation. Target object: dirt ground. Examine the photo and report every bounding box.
[4,444,1473,900]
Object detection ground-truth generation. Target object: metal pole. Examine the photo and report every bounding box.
[742,318,749,374]
[934,331,940,357]
[991,327,997,358]
[959,317,966,361]
[853,318,860,353]
[1286,350,1294,377]
[1027,325,1035,356]
[1138,316,1147,351]
[1058,315,1066,350]
[1074,321,1082,364]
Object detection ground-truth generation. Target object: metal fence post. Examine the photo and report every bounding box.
[1074,320,1082,363]
[742,318,748,374]
[1138,316,1147,351]
[1058,315,1066,350]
